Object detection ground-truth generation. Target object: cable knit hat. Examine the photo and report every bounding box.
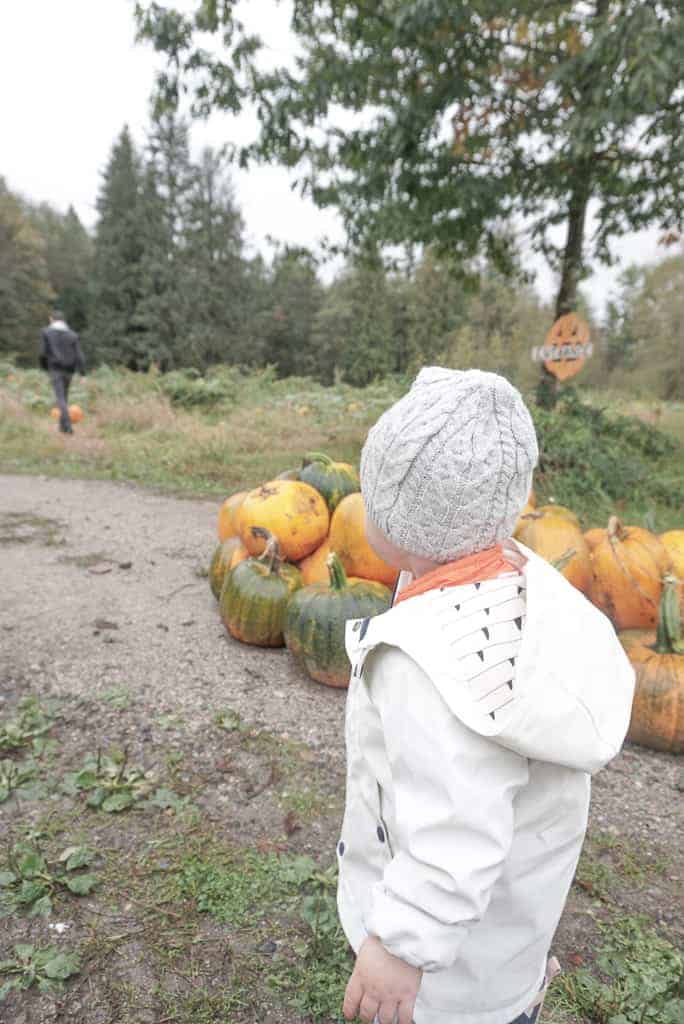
[360,367,539,563]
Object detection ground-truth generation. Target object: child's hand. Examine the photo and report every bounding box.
[343,936,421,1024]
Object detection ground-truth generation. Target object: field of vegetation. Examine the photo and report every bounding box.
[2,361,683,533]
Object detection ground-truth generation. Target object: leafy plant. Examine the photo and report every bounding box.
[61,749,153,812]
[551,916,684,1024]
[0,944,80,1001]
[0,697,53,755]
[0,842,98,918]
[0,759,43,803]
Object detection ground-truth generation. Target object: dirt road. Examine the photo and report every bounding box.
[1,474,346,762]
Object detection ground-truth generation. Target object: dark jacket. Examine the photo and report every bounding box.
[40,323,85,374]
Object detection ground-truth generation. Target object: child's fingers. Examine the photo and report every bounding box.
[377,999,400,1024]
[359,993,380,1023]
[342,973,363,1020]
[397,997,417,1024]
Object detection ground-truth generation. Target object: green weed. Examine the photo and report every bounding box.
[0,697,54,755]
[547,916,684,1024]
[0,944,80,1001]
[0,842,98,917]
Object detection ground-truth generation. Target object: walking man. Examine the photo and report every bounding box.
[39,311,86,433]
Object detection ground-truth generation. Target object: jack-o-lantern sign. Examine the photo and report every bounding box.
[531,313,593,381]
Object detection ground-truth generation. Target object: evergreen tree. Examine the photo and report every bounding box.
[89,126,148,366]
[137,112,194,367]
[25,203,93,333]
[259,250,324,378]
[311,260,398,386]
[182,147,248,368]
[0,178,54,363]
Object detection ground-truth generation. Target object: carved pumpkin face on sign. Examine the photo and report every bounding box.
[542,313,591,381]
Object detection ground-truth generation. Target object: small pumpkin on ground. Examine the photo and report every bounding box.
[620,575,684,754]
[591,517,670,630]
[236,480,330,562]
[298,540,332,585]
[51,404,84,423]
[298,452,360,512]
[219,528,302,647]
[284,552,391,688]
[514,505,592,594]
[217,491,248,542]
[209,536,245,600]
[329,493,399,588]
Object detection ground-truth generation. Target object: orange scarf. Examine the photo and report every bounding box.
[395,544,520,605]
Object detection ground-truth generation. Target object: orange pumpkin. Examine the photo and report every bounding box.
[50,404,84,423]
[236,480,330,562]
[514,505,592,594]
[661,529,684,592]
[329,493,399,589]
[584,527,606,552]
[218,491,248,542]
[591,517,669,630]
[620,575,684,753]
[298,540,332,585]
[229,542,250,570]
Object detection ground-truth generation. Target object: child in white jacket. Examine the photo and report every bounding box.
[337,368,635,1024]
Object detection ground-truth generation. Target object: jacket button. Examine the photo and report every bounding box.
[337,840,345,856]
[377,825,385,843]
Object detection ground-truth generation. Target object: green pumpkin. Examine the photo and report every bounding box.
[220,529,302,647]
[284,552,390,688]
[209,536,244,600]
[298,452,360,512]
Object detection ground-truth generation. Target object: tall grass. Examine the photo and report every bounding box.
[0,362,682,530]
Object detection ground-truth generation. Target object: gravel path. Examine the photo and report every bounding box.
[0,474,347,764]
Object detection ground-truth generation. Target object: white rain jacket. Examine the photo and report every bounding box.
[337,542,635,1024]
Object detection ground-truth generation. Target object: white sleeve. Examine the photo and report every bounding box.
[364,645,529,972]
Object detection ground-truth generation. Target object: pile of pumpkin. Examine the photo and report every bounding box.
[209,454,397,689]
[514,497,683,754]
[209,459,683,754]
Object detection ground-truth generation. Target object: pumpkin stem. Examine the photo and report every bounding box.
[251,527,282,573]
[326,552,349,591]
[302,451,333,468]
[654,574,684,655]
[607,515,628,543]
[552,547,576,572]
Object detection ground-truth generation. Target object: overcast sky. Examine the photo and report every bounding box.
[0,1,669,319]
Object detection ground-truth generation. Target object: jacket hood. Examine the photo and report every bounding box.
[346,543,635,774]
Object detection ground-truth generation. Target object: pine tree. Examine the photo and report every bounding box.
[137,112,194,367]
[25,203,93,333]
[259,251,324,378]
[89,126,148,366]
[0,178,54,363]
[182,147,249,368]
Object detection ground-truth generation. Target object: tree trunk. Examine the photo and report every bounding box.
[536,176,591,408]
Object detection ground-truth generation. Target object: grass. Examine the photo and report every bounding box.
[1,361,682,529]
[0,688,681,1022]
